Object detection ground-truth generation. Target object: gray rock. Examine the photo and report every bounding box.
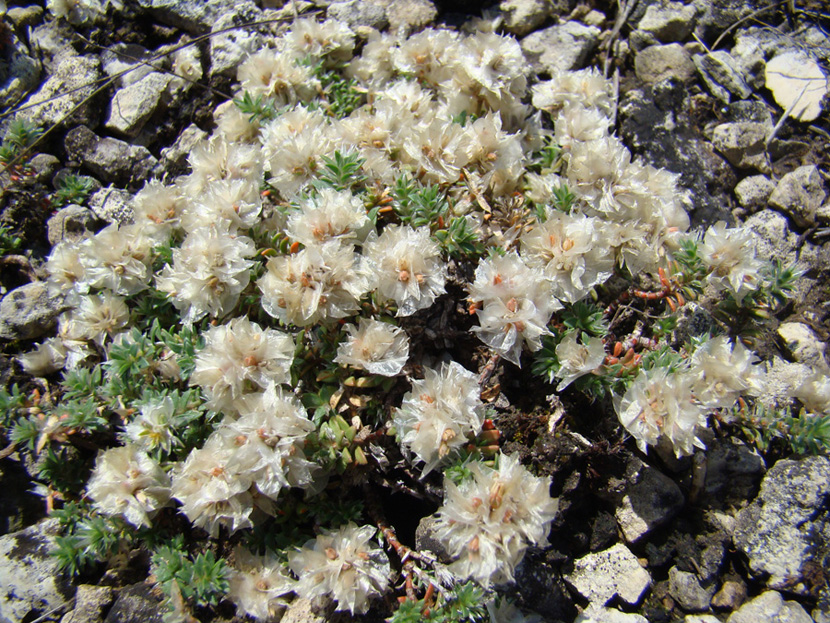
[0,519,74,623]
[684,617,720,623]
[734,456,830,594]
[668,567,716,612]
[711,580,747,611]
[328,0,389,31]
[635,44,696,83]
[386,0,437,32]
[27,153,61,185]
[703,437,765,508]
[636,2,697,43]
[757,357,813,411]
[133,0,255,33]
[731,32,766,89]
[672,303,717,347]
[60,585,114,623]
[17,55,101,129]
[47,204,100,245]
[415,515,448,560]
[711,122,769,172]
[615,460,684,543]
[6,5,45,30]
[89,187,135,225]
[0,282,65,340]
[743,209,823,285]
[726,591,813,623]
[281,597,329,623]
[500,0,551,36]
[103,583,164,623]
[158,123,208,173]
[734,175,774,209]
[694,51,752,102]
[778,322,828,370]
[514,559,576,621]
[724,100,772,126]
[210,3,265,77]
[565,543,652,606]
[100,44,157,88]
[0,33,41,110]
[64,126,156,186]
[106,72,172,137]
[28,20,76,72]
[693,0,758,43]
[576,606,649,623]
[768,165,827,229]
[521,21,601,75]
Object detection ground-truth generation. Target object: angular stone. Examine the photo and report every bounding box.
[734,456,830,593]
[702,437,765,508]
[777,322,828,370]
[106,72,172,137]
[615,461,684,543]
[765,50,829,122]
[65,126,156,186]
[734,175,774,209]
[500,0,551,36]
[47,204,99,245]
[17,55,101,128]
[726,591,813,623]
[102,583,164,623]
[768,165,827,229]
[695,51,752,102]
[327,0,389,31]
[730,32,766,90]
[635,44,696,83]
[60,585,114,623]
[637,2,697,43]
[209,3,265,77]
[565,543,652,606]
[711,580,747,611]
[0,32,41,110]
[711,122,769,172]
[386,0,437,32]
[521,21,601,75]
[88,187,135,225]
[100,43,155,88]
[576,605,650,623]
[668,566,716,612]
[0,282,65,340]
[133,0,258,33]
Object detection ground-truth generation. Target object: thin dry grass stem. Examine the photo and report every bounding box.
[711,0,788,51]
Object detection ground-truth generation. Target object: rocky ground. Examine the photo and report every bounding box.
[0,0,829,623]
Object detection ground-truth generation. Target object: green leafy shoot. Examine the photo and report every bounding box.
[531,333,563,384]
[152,539,230,614]
[52,508,128,576]
[388,582,488,623]
[433,216,484,258]
[551,183,576,213]
[0,223,23,256]
[393,176,449,228]
[736,401,830,456]
[561,301,608,337]
[0,384,26,428]
[233,91,281,123]
[315,150,366,192]
[52,173,95,208]
[530,138,562,173]
[314,64,365,118]
[0,119,42,174]
[451,110,478,127]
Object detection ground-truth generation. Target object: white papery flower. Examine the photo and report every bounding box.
[216,385,317,499]
[124,395,179,455]
[46,241,85,296]
[402,115,471,185]
[63,291,129,346]
[191,317,294,413]
[77,223,153,296]
[172,46,202,82]
[228,547,296,621]
[283,18,355,65]
[433,453,558,586]
[180,179,262,233]
[468,251,561,365]
[698,222,763,304]
[690,336,764,409]
[334,318,409,376]
[258,241,369,326]
[614,367,707,457]
[155,223,255,324]
[171,434,254,536]
[179,137,263,197]
[131,180,185,241]
[345,31,396,87]
[521,211,614,303]
[394,361,484,475]
[464,112,526,194]
[215,102,261,143]
[554,333,606,391]
[531,68,613,116]
[17,337,68,376]
[566,136,631,212]
[288,522,390,614]
[363,224,447,316]
[86,444,171,528]
[286,187,372,247]
[237,47,318,105]
[554,105,611,150]
[392,29,460,88]
[794,367,830,414]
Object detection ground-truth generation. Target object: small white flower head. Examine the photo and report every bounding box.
[554,105,611,151]
[181,137,264,197]
[554,333,606,391]
[228,547,296,621]
[468,251,561,366]
[172,45,202,82]
[288,522,390,614]
[77,223,153,296]
[698,222,763,304]
[433,453,558,586]
[531,69,613,116]
[283,18,355,65]
[614,367,707,457]
[191,317,295,414]
[334,318,409,377]
[392,29,460,88]
[131,180,186,241]
[86,444,171,528]
[17,337,68,376]
[46,241,85,296]
[180,179,262,233]
[258,241,369,327]
[521,211,614,303]
[216,384,317,499]
[63,291,130,346]
[171,433,254,536]
[363,225,447,317]
[794,367,830,414]
[155,223,255,324]
[237,47,319,105]
[394,361,484,475]
[690,336,764,409]
[124,394,180,455]
[286,187,372,247]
